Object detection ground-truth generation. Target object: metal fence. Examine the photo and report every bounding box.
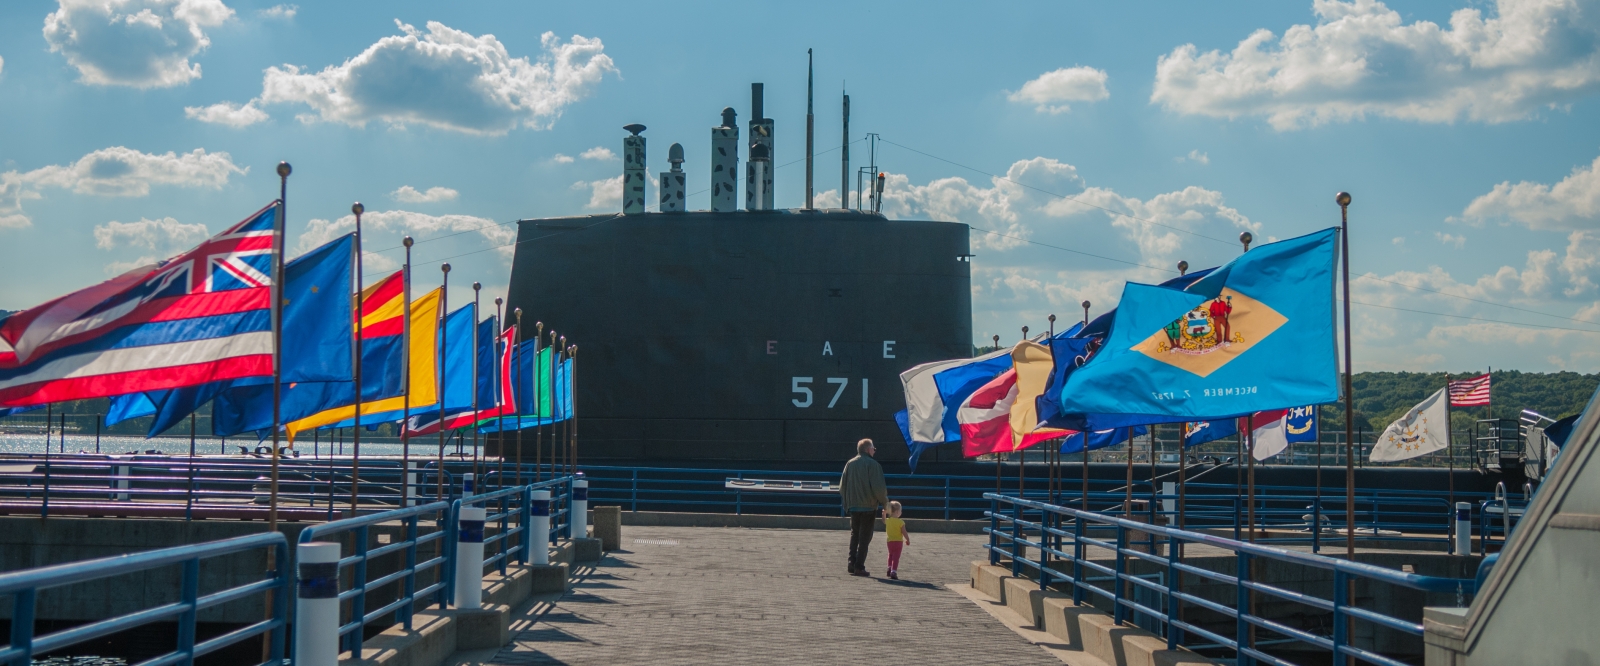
[985,493,1478,666]
[0,532,288,665]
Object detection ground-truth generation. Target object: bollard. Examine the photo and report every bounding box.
[454,506,486,609]
[570,479,589,540]
[115,464,130,501]
[463,473,475,499]
[1161,481,1176,515]
[1454,502,1472,555]
[295,542,341,666]
[531,490,551,565]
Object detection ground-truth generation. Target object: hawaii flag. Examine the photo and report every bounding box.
[1369,387,1451,462]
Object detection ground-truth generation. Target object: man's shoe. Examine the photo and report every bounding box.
[852,570,871,577]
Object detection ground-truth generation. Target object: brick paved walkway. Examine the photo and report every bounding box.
[477,525,1061,665]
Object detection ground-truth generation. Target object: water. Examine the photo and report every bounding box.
[0,433,486,459]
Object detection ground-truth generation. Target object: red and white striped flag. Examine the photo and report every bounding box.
[1448,373,1491,407]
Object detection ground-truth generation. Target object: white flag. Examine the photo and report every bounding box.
[1369,387,1451,462]
[1252,413,1289,461]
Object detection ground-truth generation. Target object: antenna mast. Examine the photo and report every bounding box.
[805,48,814,210]
[841,87,850,209]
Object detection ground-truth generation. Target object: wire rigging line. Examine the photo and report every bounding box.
[967,225,1176,273]
[1346,299,1600,334]
[878,137,1240,248]
[1355,274,1600,329]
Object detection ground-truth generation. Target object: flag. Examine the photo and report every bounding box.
[1009,340,1069,449]
[1285,405,1318,443]
[1369,387,1451,462]
[1056,228,1340,428]
[1248,409,1291,460]
[477,345,572,432]
[133,233,357,437]
[285,287,441,440]
[106,391,158,426]
[1060,425,1146,455]
[403,309,494,436]
[1448,373,1491,407]
[899,346,1012,445]
[958,369,1019,457]
[0,404,43,419]
[0,203,280,407]
[1183,407,1300,459]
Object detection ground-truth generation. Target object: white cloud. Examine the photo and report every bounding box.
[1436,232,1467,248]
[295,209,516,263]
[579,146,616,161]
[184,100,269,127]
[1392,236,1405,246]
[255,20,617,135]
[257,4,295,20]
[0,56,5,77]
[391,185,459,203]
[0,147,244,229]
[103,255,159,275]
[549,153,574,164]
[43,0,234,89]
[1175,150,1209,165]
[93,216,208,250]
[573,176,621,210]
[1460,153,1600,229]
[813,189,841,209]
[1151,0,1600,130]
[1008,66,1110,114]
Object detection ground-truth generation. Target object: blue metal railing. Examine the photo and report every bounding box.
[296,501,453,657]
[0,532,288,665]
[985,493,1478,666]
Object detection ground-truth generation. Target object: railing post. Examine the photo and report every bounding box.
[1010,498,1022,576]
[1165,533,1180,650]
[1072,509,1085,606]
[41,452,50,519]
[531,489,552,564]
[1113,523,1127,625]
[735,472,743,515]
[10,589,35,662]
[177,558,199,662]
[1332,570,1348,664]
[1236,552,1252,666]
[1312,499,1322,554]
[349,525,369,655]
[988,495,1000,566]
[944,477,951,521]
[520,485,534,565]
[295,541,341,666]
[1039,507,1050,590]
[630,469,638,512]
[454,506,486,609]
[497,494,510,577]
[403,514,419,622]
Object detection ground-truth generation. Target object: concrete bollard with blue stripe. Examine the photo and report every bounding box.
[570,479,588,540]
[295,542,341,666]
[531,489,551,565]
[454,506,486,609]
[1454,502,1472,555]
[462,473,475,499]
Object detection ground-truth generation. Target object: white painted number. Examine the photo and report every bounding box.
[827,378,849,408]
[791,377,814,408]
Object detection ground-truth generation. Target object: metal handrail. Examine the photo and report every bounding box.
[985,493,1476,666]
[297,500,452,656]
[0,531,288,665]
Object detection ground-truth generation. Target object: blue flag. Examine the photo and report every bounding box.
[106,391,158,426]
[1058,228,1339,428]
[1060,424,1148,455]
[1183,419,1238,448]
[1285,405,1318,443]
[437,305,477,412]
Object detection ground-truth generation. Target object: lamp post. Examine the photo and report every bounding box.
[351,202,364,512]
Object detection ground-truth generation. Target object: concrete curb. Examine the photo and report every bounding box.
[618,510,987,534]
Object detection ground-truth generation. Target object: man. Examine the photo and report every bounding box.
[840,438,888,576]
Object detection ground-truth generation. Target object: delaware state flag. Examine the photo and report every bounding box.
[1057,228,1339,428]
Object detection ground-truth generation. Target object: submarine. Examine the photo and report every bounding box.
[498,81,974,466]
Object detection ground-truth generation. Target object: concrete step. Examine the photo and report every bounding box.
[966,561,1227,666]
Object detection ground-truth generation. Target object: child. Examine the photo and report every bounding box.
[884,501,910,579]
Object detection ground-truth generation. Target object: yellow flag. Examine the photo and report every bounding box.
[285,287,442,442]
[1010,339,1068,449]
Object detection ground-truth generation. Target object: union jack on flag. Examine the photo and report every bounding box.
[0,202,282,407]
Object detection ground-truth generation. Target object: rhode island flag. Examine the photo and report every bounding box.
[1056,228,1339,428]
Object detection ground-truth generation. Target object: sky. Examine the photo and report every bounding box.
[2,0,1600,373]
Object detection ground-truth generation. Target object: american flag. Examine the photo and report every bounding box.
[0,203,280,407]
[1448,373,1491,407]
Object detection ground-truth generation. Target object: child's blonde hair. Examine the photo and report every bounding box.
[887,501,903,517]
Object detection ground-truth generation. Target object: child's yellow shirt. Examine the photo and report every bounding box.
[885,516,906,542]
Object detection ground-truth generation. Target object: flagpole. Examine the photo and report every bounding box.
[570,345,579,477]
[559,335,568,476]
[472,282,481,489]
[1246,413,1255,542]
[437,263,450,503]
[534,323,545,482]
[514,309,524,487]
[1018,326,1028,500]
[351,202,365,514]
[1079,303,1090,511]
[494,297,504,491]
[1048,314,1056,505]
[264,160,290,664]
[401,236,414,508]
[1124,426,1133,516]
[1337,191,1355,563]
[1445,373,1455,521]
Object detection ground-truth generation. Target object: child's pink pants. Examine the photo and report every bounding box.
[886,541,904,572]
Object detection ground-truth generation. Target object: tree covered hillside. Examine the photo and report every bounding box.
[1321,370,1598,433]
